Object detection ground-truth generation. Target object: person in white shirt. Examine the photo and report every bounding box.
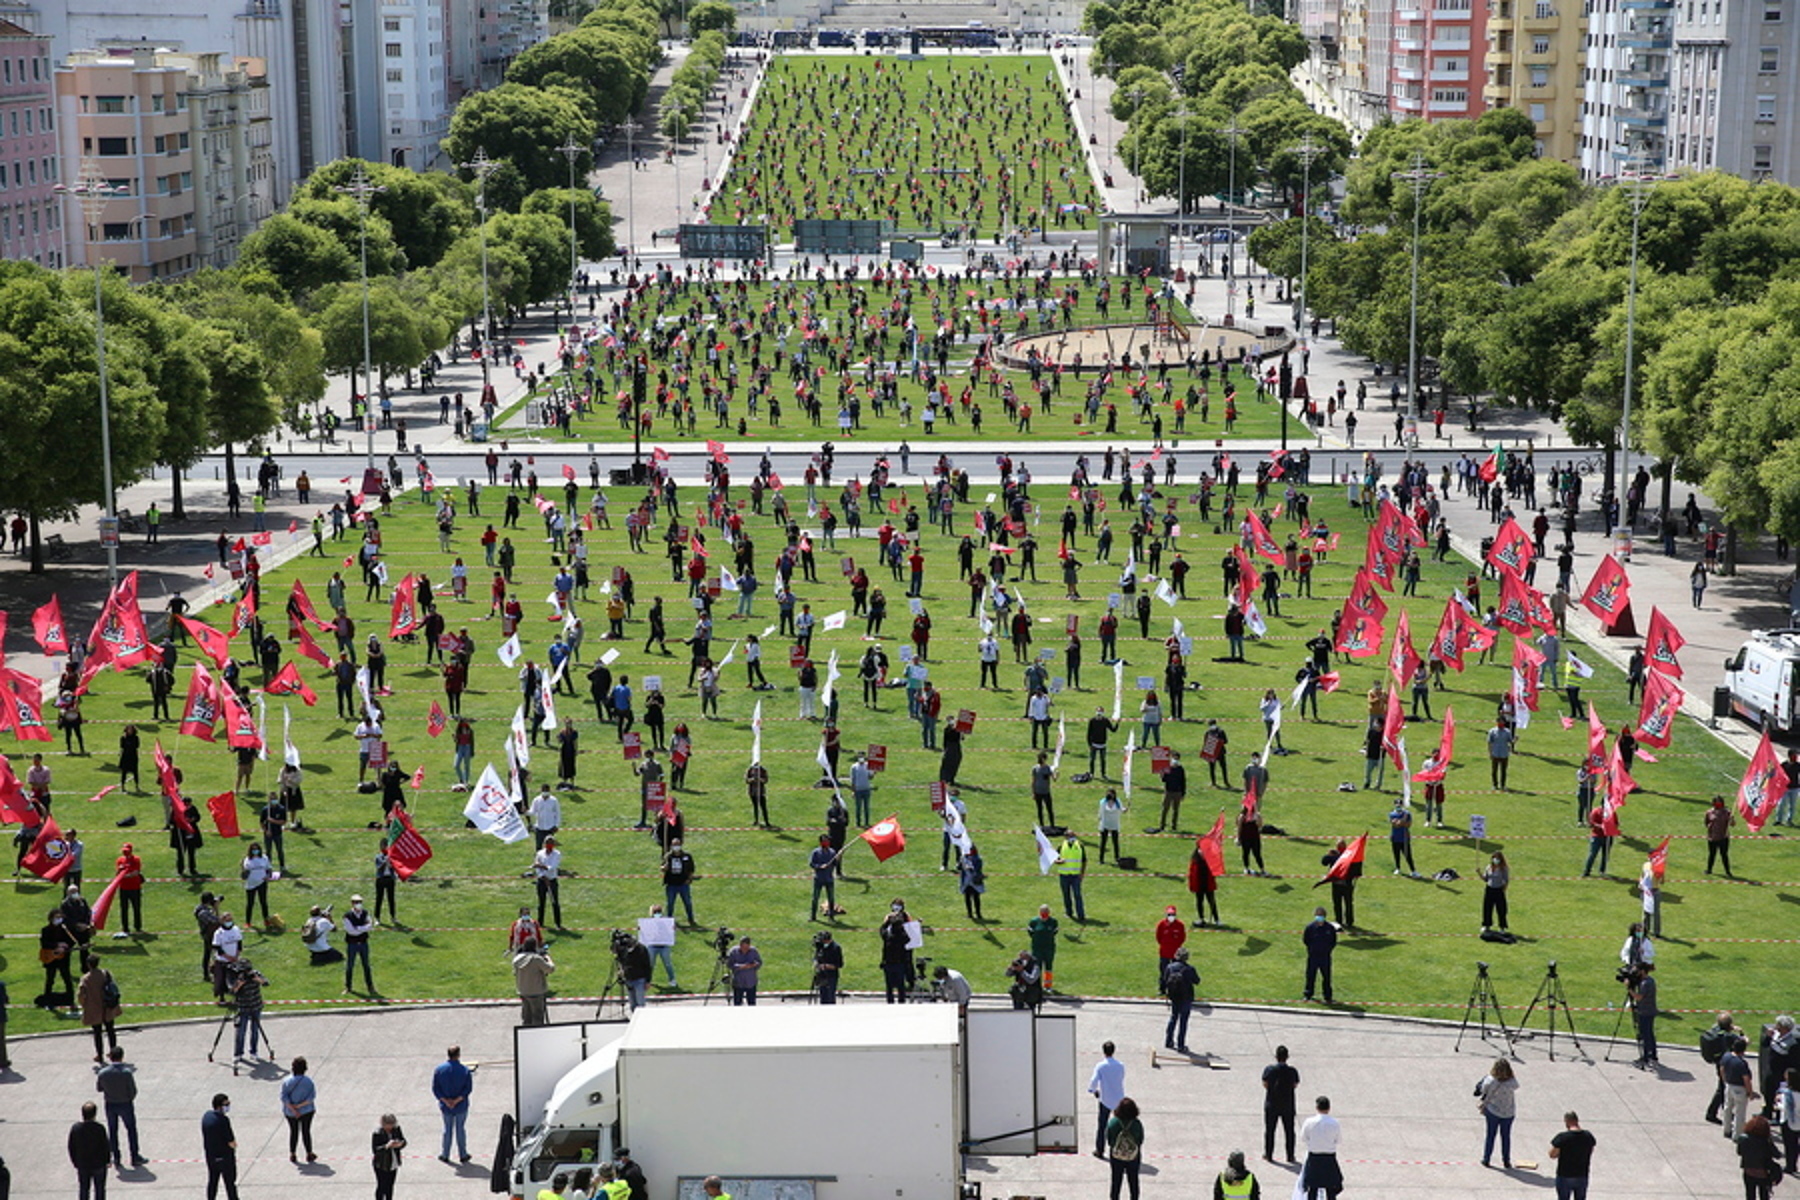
[241,845,273,927]
[301,905,340,963]
[528,787,562,850]
[1087,1041,1127,1158]
[1620,921,1656,969]
[534,839,564,928]
[1299,1094,1344,1199]
[212,912,245,984]
[977,634,1000,688]
[354,718,384,782]
[932,965,972,1013]
[341,894,376,994]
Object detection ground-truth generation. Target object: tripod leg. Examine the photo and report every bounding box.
[208,1010,233,1063]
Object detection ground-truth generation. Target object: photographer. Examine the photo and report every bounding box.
[1627,961,1659,1068]
[812,931,843,1005]
[228,958,269,1064]
[615,931,652,1011]
[1006,950,1044,1012]
[301,906,341,965]
[880,901,915,1004]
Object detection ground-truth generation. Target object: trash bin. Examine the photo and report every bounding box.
[470,422,490,443]
[610,467,634,486]
[1713,686,1733,720]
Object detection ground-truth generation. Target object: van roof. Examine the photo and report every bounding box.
[624,1004,958,1052]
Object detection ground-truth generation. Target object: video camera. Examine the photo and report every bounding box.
[810,930,833,955]
[609,928,635,957]
[712,927,734,959]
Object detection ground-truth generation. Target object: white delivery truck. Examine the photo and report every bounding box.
[509,1004,1077,1200]
[1724,630,1800,732]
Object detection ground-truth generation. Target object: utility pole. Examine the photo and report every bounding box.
[460,149,500,392]
[1288,134,1326,351]
[1616,156,1663,552]
[1391,152,1443,435]
[622,119,642,259]
[334,166,386,471]
[1216,116,1246,322]
[558,135,584,323]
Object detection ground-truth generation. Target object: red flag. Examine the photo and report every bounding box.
[230,591,257,639]
[1580,555,1632,628]
[427,701,448,737]
[0,753,31,823]
[1496,571,1537,635]
[1512,638,1547,712]
[1485,517,1535,578]
[1586,702,1609,772]
[1479,445,1505,483]
[1644,607,1686,678]
[31,596,69,655]
[1346,569,1390,623]
[1603,742,1637,828]
[1647,835,1671,878]
[1737,728,1784,832]
[89,572,155,668]
[1315,833,1368,887]
[206,790,240,839]
[1370,501,1408,566]
[689,531,708,559]
[289,580,333,632]
[1388,609,1422,691]
[1431,598,1467,672]
[265,662,318,707]
[1381,688,1408,770]
[1635,670,1684,748]
[179,663,220,742]
[294,623,332,669]
[89,863,131,932]
[385,808,433,879]
[561,463,576,481]
[0,669,52,742]
[178,616,233,669]
[1413,706,1456,781]
[251,530,272,547]
[222,687,263,752]
[389,573,421,638]
[1244,512,1283,563]
[1197,811,1226,877]
[1361,535,1397,592]
[1334,607,1384,659]
[410,764,426,790]
[153,741,184,811]
[858,814,907,862]
[20,815,74,882]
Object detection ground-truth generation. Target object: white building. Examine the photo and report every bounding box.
[1664,0,1800,180]
[1580,0,1674,175]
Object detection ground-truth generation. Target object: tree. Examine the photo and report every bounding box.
[295,159,470,271]
[686,0,735,36]
[0,264,163,572]
[506,27,649,127]
[286,196,404,277]
[236,213,356,299]
[522,188,618,261]
[313,279,430,390]
[95,279,214,520]
[1095,23,1171,74]
[443,83,598,196]
[488,211,577,308]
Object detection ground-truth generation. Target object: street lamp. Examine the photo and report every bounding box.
[1391,151,1443,432]
[334,166,386,470]
[55,159,127,587]
[460,148,499,392]
[1129,88,1144,204]
[1615,156,1665,542]
[558,135,584,320]
[1216,116,1246,321]
[1288,134,1326,348]
[1175,104,1190,271]
[621,119,641,260]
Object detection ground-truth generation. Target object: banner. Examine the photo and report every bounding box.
[1635,670,1684,748]
[1580,554,1632,628]
[386,808,434,877]
[20,815,74,882]
[0,669,52,742]
[1644,607,1686,677]
[1196,812,1226,877]
[428,701,449,738]
[295,623,333,668]
[222,687,263,752]
[1737,728,1784,833]
[1485,517,1535,578]
[179,616,233,669]
[288,579,334,632]
[265,662,318,707]
[1314,833,1368,888]
[389,573,421,638]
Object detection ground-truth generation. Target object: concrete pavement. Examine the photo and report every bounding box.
[0,994,1747,1199]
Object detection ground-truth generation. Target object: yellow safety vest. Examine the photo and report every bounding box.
[1217,1173,1257,1199]
[1058,840,1084,875]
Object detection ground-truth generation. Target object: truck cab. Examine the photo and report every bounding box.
[1724,630,1800,732]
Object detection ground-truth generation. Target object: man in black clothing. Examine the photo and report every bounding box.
[612,1149,649,1200]
[1302,907,1337,1004]
[1262,1045,1300,1162]
[68,1101,111,1200]
[1157,752,1187,833]
[1086,710,1119,780]
[1548,1111,1596,1200]
[201,1093,238,1200]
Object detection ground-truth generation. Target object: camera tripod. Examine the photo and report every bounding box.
[1516,960,1586,1061]
[595,959,628,1019]
[208,1004,275,1075]
[703,951,731,1005]
[1455,961,1512,1054]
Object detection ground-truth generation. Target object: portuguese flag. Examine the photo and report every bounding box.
[385,808,433,879]
[1478,444,1505,483]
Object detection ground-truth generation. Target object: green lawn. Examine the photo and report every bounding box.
[5,477,1783,1043]
[713,55,1101,239]
[505,277,1302,443]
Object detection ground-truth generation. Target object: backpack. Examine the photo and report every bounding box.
[1701,1025,1731,1065]
[101,972,121,1008]
[1110,1125,1140,1162]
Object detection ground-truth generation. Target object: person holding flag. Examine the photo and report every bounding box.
[1317,835,1366,930]
[1188,815,1224,927]
[111,843,145,936]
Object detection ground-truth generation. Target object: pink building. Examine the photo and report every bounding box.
[1388,0,1487,121]
[0,17,62,268]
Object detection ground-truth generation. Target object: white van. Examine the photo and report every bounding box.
[1724,630,1800,732]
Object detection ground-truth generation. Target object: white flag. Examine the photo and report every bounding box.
[1155,578,1178,607]
[1033,825,1058,875]
[823,610,848,631]
[1171,617,1186,641]
[1289,675,1310,711]
[718,639,739,669]
[824,649,842,708]
[1112,661,1124,721]
[1511,674,1532,733]
[356,666,377,719]
[1051,716,1066,773]
[719,567,739,592]
[464,763,530,843]
[1569,650,1595,679]
[1245,601,1268,638]
[1453,588,1479,617]
[545,591,564,618]
[1122,731,1137,799]
[282,704,301,769]
[510,704,532,769]
[255,693,269,761]
[944,806,972,856]
[761,624,778,639]
[498,634,523,667]
[539,677,558,731]
[750,699,763,765]
[1260,700,1283,763]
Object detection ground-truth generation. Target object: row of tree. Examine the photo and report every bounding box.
[1247,110,1800,545]
[1085,0,1351,207]
[659,29,730,144]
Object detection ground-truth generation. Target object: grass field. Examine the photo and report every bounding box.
[4,474,1783,1044]
[503,276,1301,443]
[713,56,1101,239]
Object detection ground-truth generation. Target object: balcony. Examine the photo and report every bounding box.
[1397,35,1426,48]
[1395,62,1424,78]
[1429,96,1472,112]
[1394,93,1425,109]
[1616,104,1667,126]
[1619,27,1671,45]
[1621,0,1672,8]
[1618,68,1668,85]
[1430,66,1471,80]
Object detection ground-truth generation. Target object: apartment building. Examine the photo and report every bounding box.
[186,51,275,268]
[1391,0,1488,121]
[1664,0,1800,179]
[1484,0,1585,159]
[346,0,448,169]
[0,18,62,267]
[1579,0,1672,173]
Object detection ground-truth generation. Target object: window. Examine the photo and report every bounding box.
[1532,33,1551,51]
[1758,92,1778,118]
[96,95,126,114]
[178,132,189,149]
[385,41,403,56]
[20,109,28,133]
[1767,0,1783,18]
[1761,46,1780,70]
[2,59,9,83]
[387,67,405,81]
[102,222,133,241]
[96,136,130,156]
[1530,102,1548,120]
[1754,143,1774,168]
[107,177,131,193]
[1535,0,1555,15]
[1530,65,1550,85]
[154,135,166,153]
[384,17,401,29]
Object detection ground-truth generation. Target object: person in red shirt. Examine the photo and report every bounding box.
[1155,906,1186,991]
[115,844,145,934]
[911,611,932,662]
[907,550,926,598]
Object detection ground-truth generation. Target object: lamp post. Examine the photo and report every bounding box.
[1616,157,1663,543]
[1216,116,1246,321]
[334,166,386,470]
[1391,151,1443,430]
[1175,104,1190,272]
[1129,88,1144,204]
[621,119,642,260]
[460,148,499,391]
[1288,134,1325,349]
[56,159,127,587]
[558,135,584,320]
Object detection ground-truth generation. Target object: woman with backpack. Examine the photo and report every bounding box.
[78,952,121,1063]
[1105,1096,1144,1200]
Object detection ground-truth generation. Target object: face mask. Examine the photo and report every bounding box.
[222,1105,231,1115]
[891,904,903,914]
[52,916,63,924]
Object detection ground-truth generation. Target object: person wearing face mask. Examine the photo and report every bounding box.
[1480,852,1511,937]
[342,895,376,995]
[40,907,77,1006]
[228,958,269,1064]
[880,900,915,1003]
[209,910,242,1002]
[201,1093,239,1200]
